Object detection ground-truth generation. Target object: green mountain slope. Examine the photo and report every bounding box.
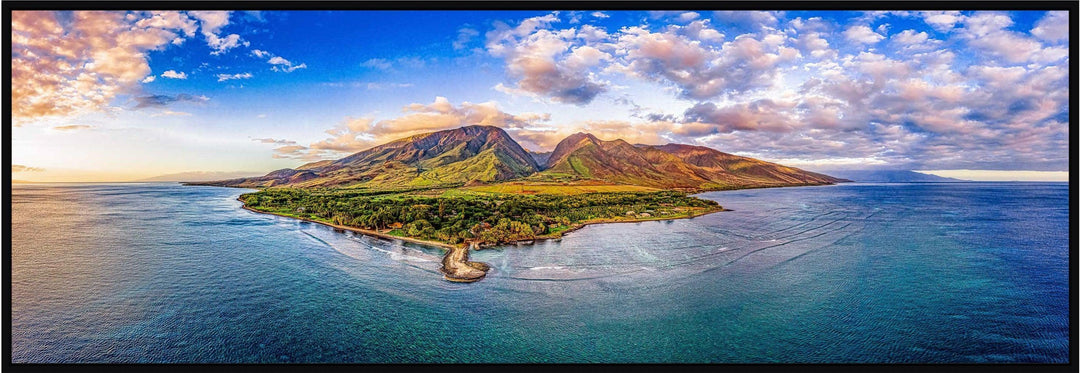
[196,125,539,189]
[541,134,846,189]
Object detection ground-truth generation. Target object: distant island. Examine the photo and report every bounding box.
[820,170,965,183]
[137,171,268,183]
[190,125,847,282]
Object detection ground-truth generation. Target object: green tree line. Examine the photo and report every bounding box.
[240,189,720,246]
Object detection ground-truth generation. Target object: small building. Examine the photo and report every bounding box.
[639,213,652,218]
[625,211,636,216]
[388,222,404,229]
[296,207,306,213]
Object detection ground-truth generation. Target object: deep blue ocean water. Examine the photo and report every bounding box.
[10,182,1070,363]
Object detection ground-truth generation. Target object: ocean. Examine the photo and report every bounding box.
[9,182,1070,363]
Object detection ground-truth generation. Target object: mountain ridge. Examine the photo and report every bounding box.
[194,126,847,190]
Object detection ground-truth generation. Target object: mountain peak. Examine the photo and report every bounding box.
[546,132,604,169]
[562,132,600,143]
[458,124,503,134]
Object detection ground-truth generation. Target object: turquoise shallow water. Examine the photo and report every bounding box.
[10,182,1070,363]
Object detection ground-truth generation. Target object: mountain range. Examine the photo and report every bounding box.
[194,125,847,190]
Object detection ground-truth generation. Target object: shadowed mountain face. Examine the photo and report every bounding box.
[196,125,539,188]
[196,126,845,190]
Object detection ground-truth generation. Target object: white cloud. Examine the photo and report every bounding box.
[161,70,187,79]
[251,50,307,73]
[361,58,392,70]
[216,72,252,82]
[141,75,156,83]
[1031,11,1069,42]
[892,29,929,45]
[453,27,479,50]
[921,11,965,32]
[677,12,700,22]
[843,25,885,44]
[188,11,247,55]
[486,14,609,105]
[189,10,229,35]
[135,11,197,38]
[273,63,306,73]
[959,12,1048,64]
[205,33,247,55]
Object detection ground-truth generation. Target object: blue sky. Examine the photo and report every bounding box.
[10,10,1071,181]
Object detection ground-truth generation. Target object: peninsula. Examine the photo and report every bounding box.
[191,125,846,282]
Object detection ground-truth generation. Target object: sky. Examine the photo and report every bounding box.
[9,10,1071,182]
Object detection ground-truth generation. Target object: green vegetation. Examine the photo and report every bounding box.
[463,183,659,195]
[239,188,722,247]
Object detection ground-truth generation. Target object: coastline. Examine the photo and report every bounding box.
[484,206,727,249]
[236,195,726,250]
[236,196,725,282]
[238,198,491,282]
[239,200,455,250]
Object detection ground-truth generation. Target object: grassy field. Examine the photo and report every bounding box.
[461,182,659,195]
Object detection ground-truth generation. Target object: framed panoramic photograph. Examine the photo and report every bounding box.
[5,1,1076,369]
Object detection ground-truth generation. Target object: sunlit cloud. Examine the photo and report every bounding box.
[11,11,187,120]
[13,165,46,172]
[189,10,249,55]
[51,124,93,131]
[486,13,609,105]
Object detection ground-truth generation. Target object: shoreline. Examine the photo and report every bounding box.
[238,198,490,282]
[236,196,727,282]
[239,200,455,250]
[481,206,727,249]
[235,190,728,281]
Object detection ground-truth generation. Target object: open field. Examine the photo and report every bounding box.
[460,182,659,195]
